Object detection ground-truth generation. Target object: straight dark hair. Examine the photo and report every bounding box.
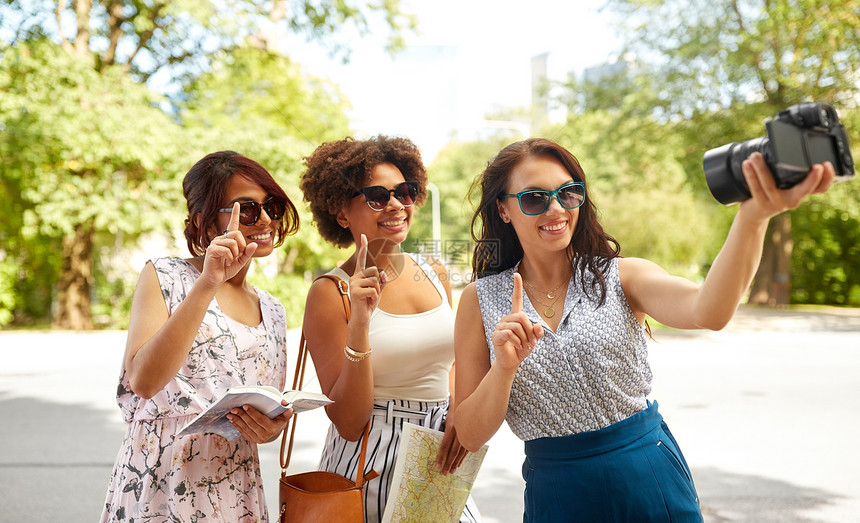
[470,138,620,305]
[183,151,299,256]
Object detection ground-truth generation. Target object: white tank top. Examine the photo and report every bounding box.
[327,253,454,402]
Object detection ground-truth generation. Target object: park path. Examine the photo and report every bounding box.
[1,305,858,522]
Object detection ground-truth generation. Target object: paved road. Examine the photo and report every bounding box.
[1,306,858,522]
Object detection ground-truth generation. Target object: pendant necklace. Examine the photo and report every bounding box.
[523,274,570,300]
[525,289,562,318]
[519,271,572,319]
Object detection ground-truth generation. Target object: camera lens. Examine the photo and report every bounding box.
[703,137,768,205]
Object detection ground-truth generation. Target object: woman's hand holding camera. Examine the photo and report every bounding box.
[740,152,835,223]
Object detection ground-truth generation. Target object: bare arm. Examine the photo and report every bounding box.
[124,263,218,398]
[304,234,384,441]
[622,154,835,330]
[454,277,542,452]
[124,204,257,398]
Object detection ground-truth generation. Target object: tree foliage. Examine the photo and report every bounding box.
[1,0,414,80]
[0,0,411,329]
[595,0,860,304]
[0,40,185,327]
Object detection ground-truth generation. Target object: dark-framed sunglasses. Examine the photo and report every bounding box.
[218,196,287,226]
[352,180,418,211]
[500,181,586,216]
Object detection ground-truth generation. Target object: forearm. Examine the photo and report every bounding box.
[694,211,769,328]
[455,363,517,452]
[322,323,375,440]
[325,359,375,440]
[127,278,219,397]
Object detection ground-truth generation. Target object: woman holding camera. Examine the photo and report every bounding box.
[454,138,834,522]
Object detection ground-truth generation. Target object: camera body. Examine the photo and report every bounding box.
[703,102,854,205]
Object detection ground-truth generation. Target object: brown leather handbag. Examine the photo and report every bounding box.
[278,274,378,523]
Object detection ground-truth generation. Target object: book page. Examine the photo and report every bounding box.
[283,390,333,414]
[381,423,488,523]
[176,388,289,441]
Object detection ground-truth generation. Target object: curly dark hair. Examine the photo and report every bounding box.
[182,151,299,256]
[300,135,428,248]
[470,138,621,305]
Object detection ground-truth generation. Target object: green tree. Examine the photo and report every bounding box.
[0,41,184,329]
[0,0,412,328]
[601,0,860,305]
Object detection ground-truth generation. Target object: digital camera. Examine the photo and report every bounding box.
[703,102,854,205]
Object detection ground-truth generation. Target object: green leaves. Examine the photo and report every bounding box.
[0,0,413,328]
[588,0,860,304]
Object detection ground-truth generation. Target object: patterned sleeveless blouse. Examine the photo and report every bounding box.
[116,257,288,422]
[102,257,288,522]
[475,257,651,441]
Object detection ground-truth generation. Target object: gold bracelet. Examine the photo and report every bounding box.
[344,345,372,362]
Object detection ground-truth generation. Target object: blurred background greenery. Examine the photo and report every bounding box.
[1,0,858,331]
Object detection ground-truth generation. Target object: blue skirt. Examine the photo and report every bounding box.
[522,401,703,522]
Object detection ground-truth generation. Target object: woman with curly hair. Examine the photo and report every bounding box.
[101,151,300,522]
[299,135,481,522]
[453,138,834,522]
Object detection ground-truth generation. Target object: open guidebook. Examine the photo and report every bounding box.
[177,385,332,441]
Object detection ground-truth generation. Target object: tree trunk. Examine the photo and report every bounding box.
[748,213,792,306]
[74,0,93,57]
[53,222,94,329]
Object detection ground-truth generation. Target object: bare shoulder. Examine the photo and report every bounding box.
[617,256,669,284]
[457,282,479,311]
[131,261,164,310]
[304,275,350,323]
[125,261,168,360]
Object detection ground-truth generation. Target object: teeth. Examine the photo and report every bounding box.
[381,217,405,227]
[248,232,271,240]
[541,223,566,231]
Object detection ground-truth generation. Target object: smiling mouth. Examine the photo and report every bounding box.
[539,222,567,232]
[380,217,406,227]
[247,231,272,240]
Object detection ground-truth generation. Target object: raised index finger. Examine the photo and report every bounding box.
[227,202,241,232]
[354,233,368,275]
[511,272,523,314]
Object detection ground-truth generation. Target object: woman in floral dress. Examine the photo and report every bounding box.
[100,151,300,522]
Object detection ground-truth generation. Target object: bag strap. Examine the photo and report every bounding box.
[280,274,377,485]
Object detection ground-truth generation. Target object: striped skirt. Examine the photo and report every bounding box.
[319,398,482,523]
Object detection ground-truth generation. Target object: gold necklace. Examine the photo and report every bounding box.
[524,287,563,318]
[523,274,570,300]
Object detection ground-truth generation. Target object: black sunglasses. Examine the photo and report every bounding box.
[218,196,287,226]
[500,182,586,215]
[352,180,418,211]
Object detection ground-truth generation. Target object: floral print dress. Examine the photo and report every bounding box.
[100,257,288,523]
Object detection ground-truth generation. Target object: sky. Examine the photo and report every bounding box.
[285,0,623,161]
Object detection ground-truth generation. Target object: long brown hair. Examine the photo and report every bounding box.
[470,138,620,304]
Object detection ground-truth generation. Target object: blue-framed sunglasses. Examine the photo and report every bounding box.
[500,181,586,215]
